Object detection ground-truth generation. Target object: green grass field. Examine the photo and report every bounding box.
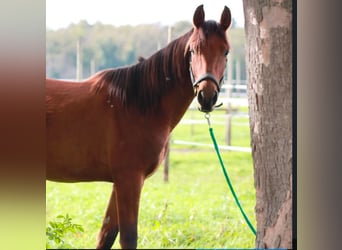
[46,107,256,249]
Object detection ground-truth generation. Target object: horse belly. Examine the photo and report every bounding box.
[46,144,112,182]
[46,122,112,182]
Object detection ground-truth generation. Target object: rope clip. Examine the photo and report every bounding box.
[205,113,211,128]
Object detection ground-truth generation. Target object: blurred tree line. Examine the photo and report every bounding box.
[46,20,246,80]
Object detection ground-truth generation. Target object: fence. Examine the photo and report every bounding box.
[163,94,251,181]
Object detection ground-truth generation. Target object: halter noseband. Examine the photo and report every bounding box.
[189,58,224,92]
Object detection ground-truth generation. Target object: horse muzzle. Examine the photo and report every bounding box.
[197,89,218,112]
[192,73,223,113]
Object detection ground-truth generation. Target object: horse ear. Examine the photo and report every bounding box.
[193,4,205,28]
[220,6,231,31]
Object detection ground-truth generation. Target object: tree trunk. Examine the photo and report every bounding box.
[242,1,293,248]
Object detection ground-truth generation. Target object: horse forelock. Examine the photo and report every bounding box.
[92,31,193,114]
[185,21,227,53]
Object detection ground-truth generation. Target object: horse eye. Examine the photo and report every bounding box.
[224,50,229,56]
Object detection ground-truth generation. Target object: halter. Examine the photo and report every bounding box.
[189,56,224,93]
[188,53,225,109]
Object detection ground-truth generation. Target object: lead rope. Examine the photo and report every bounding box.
[205,113,256,236]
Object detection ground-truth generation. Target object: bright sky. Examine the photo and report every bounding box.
[46,0,244,30]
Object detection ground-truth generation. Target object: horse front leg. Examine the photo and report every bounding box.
[115,174,144,249]
[96,185,119,249]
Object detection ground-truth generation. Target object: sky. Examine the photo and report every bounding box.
[46,0,245,30]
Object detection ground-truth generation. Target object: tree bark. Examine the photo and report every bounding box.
[242,1,292,248]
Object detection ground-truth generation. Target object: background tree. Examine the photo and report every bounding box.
[243,0,293,248]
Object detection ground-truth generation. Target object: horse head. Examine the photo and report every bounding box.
[187,5,231,112]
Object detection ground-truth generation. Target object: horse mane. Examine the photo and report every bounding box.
[92,30,193,113]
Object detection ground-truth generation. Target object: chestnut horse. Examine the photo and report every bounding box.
[46,5,231,249]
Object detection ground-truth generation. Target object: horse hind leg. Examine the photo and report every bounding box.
[96,185,119,249]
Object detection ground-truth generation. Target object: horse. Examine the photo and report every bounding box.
[46,5,231,249]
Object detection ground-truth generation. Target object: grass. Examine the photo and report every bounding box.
[172,108,250,148]
[46,107,256,249]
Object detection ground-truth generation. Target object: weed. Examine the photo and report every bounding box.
[46,214,84,249]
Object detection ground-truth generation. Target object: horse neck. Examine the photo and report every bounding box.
[161,79,194,130]
[89,30,195,130]
[157,33,195,129]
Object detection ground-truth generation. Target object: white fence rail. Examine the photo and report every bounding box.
[172,140,251,153]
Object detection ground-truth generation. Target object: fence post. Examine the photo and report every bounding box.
[164,140,170,182]
[226,53,233,146]
[236,59,241,96]
[90,59,95,76]
[76,39,83,81]
[163,26,172,182]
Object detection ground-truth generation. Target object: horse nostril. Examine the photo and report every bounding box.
[197,90,204,103]
[212,91,218,104]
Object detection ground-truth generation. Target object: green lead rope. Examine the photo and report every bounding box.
[206,114,256,236]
